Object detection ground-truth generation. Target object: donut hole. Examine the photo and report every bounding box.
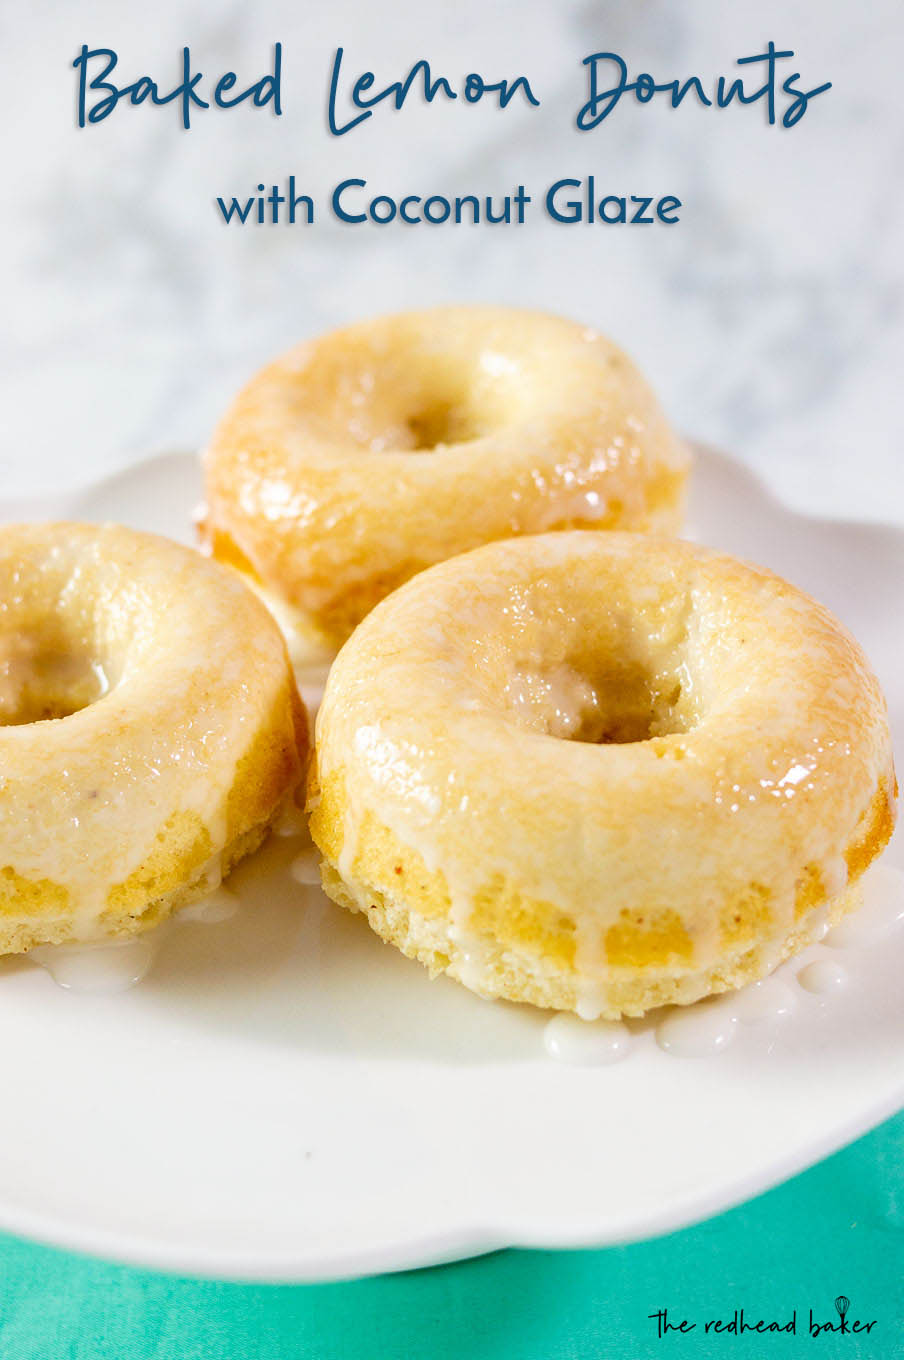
[392,364,516,452]
[485,580,702,747]
[0,622,112,726]
[294,335,529,453]
[502,659,692,745]
[405,398,487,450]
[579,668,690,745]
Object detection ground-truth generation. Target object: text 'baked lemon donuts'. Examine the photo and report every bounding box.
[202,306,690,663]
[308,532,896,1018]
[0,522,308,954]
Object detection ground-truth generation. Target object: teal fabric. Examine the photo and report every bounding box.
[1,1112,901,1359]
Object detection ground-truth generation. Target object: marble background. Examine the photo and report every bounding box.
[4,0,902,523]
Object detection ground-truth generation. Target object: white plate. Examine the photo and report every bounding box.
[0,446,901,1282]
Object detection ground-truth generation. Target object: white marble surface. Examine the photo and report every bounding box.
[3,0,902,524]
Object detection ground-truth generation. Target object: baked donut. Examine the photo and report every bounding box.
[308,532,896,1018]
[202,306,690,664]
[0,522,308,954]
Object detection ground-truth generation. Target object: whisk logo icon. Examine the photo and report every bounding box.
[835,1296,851,1327]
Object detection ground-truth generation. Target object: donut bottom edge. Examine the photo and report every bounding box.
[0,812,278,958]
[317,860,867,1021]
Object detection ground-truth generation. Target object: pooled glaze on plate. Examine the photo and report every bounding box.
[29,848,904,1086]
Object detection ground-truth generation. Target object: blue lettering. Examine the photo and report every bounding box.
[332,178,367,223]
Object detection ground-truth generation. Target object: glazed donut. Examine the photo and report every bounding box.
[202,306,690,663]
[308,531,896,1018]
[0,523,308,954]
